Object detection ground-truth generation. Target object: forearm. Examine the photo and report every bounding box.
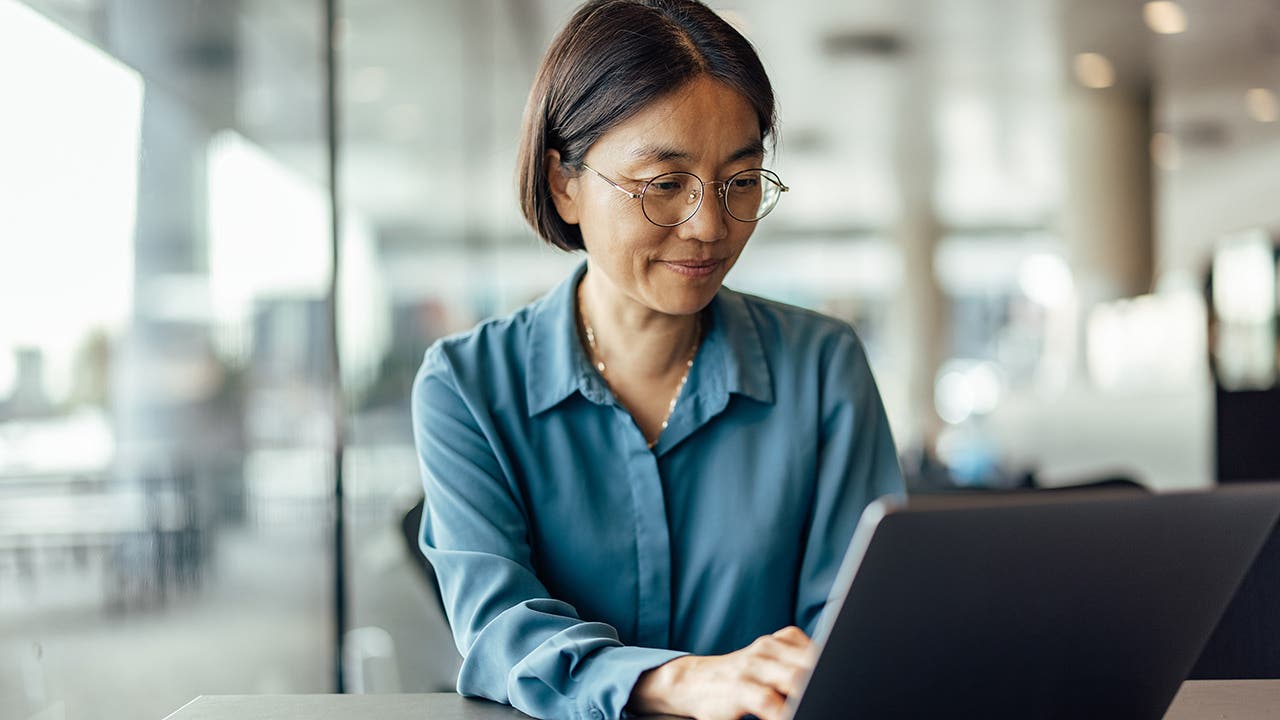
[626,655,697,716]
[623,628,815,720]
[450,594,686,719]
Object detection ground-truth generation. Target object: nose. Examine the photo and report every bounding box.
[678,183,728,244]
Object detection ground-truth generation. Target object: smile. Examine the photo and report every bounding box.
[660,259,722,278]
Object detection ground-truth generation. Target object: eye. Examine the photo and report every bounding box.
[645,173,695,197]
[728,171,761,193]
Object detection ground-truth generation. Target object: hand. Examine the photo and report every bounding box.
[626,625,817,720]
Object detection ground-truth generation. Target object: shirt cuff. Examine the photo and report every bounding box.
[578,645,689,720]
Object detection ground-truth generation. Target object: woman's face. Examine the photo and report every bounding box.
[553,76,764,317]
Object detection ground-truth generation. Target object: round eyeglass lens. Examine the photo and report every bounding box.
[724,169,784,222]
[640,172,703,227]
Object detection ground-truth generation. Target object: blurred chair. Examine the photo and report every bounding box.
[1194,263,1280,678]
[401,495,447,625]
[345,494,458,693]
[1037,475,1146,492]
[343,625,402,694]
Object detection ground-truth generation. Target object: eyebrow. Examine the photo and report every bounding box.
[628,140,766,165]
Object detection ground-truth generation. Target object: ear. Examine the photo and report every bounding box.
[545,149,581,225]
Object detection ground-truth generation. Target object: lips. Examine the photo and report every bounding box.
[660,259,723,278]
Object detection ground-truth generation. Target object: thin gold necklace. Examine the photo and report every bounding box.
[578,286,701,447]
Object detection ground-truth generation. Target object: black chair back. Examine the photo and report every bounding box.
[401,495,448,623]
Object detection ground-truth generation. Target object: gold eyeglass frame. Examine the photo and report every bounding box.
[579,162,789,227]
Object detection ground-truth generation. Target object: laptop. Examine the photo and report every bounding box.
[787,483,1280,720]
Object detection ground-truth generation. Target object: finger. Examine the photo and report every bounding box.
[750,634,817,671]
[771,625,810,646]
[744,657,809,698]
[735,681,788,720]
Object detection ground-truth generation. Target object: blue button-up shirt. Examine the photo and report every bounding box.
[411,262,903,720]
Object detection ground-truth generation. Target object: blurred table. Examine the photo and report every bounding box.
[163,680,1280,719]
[1164,680,1280,719]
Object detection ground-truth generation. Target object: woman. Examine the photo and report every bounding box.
[411,1,904,718]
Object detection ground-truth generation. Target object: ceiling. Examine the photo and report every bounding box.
[325,0,1280,251]
[17,0,1280,261]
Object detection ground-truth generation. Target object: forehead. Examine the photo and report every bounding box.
[591,76,762,164]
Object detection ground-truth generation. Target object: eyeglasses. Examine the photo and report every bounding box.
[580,163,789,227]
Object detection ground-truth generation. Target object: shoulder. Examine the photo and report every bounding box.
[413,301,539,403]
[422,308,532,373]
[723,287,867,364]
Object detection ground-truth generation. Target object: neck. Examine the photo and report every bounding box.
[578,267,702,380]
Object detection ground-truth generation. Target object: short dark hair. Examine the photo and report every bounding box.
[517,0,777,251]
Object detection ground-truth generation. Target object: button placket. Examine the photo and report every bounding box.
[624,428,674,649]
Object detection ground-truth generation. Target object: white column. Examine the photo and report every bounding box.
[1062,86,1155,307]
[891,60,947,451]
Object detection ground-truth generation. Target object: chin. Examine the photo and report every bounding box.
[658,288,719,317]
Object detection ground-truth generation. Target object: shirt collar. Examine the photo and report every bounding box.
[707,285,774,405]
[524,260,774,417]
[524,262,594,416]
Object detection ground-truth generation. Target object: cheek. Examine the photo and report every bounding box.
[583,205,667,258]
[728,221,756,253]
[580,193,640,245]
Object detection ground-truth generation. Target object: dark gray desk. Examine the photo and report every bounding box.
[163,680,1280,719]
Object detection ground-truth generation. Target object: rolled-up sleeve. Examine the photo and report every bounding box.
[794,328,905,637]
[411,347,685,720]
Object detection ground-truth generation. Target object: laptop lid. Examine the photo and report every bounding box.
[789,484,1280,720]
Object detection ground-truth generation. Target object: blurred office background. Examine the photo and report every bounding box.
[1,0,1278,717]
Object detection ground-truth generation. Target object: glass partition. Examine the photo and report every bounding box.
[0,1,336,717]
